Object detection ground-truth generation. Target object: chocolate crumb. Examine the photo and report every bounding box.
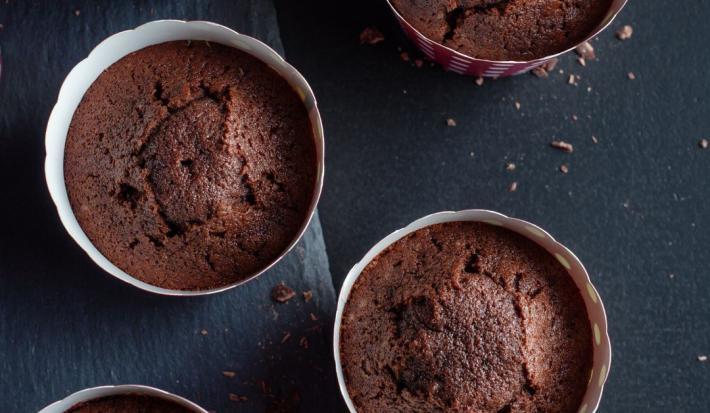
[627,72,636,80]
[74,9,80,16]
[551,140,574,153]
[514,101,521,110]
[575,41,596,60]
[200,329,208,336]
[475,77,484,86]
[302,290,313,302]
[400,51,410,62]
[281,332,291,344]
[560,164,570,174]
[616,25,633,40]
[309,312,319,321]
[414,59,424,68]
[229,393,248,402]
[568,74,576,85]
[577,57,586,67]
[271,283,296,303]
[505,162,516,171]
[509,182,518,192]
[592,135,599,144]
[572,115,579,121]
[222,371,237,378]
[699,355,708,362]
[699,139,709,149]
[359,27,385,45]
[446,118,457,127]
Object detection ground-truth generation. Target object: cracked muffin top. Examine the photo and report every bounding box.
[391,0,613,60]
[66,394,194,413]
[65,41,317,290]
[339,222,592,413]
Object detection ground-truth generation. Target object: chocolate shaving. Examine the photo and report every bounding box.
[359,27,385,45]
[550,140,574,153]
[271,283,296,303]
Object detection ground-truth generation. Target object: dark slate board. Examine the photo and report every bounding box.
[0,1,338,412]
[274,0,710,412]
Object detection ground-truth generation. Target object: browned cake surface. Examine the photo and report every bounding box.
[391,0,613,60]
[66,394,194,413]
[340,222,592,413]
[65,41,316,290]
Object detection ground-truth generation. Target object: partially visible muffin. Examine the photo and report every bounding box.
[66,395,194,413]
[339,222,592,413]
[391,0,613,60]
[64,41,317,290]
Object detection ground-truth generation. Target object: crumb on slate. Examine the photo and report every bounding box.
[359,27,385,45]
[271,282,296,303]
[616,25,633,40]
[700,139,709,149]
[508,182,518,192]
[400,51,410,62]
[302,290,313,302]
[309,312,319,321]
[698,355,708,362]
[475,76,484,86]
[281,331,291,344]
[505,162,516,171]
[560,164,570,174]
[531,58,558,78]
[446,118,457,127]
[551,140,574,153]
[592,135,599,144]
[200,329,208,336]
[627,71,636,80]
[577,57,586,67]
[299,336,309,349]
[74,9,80,16]
[575,41,596,60]
[514,101,521,110]
[222,371,237,378]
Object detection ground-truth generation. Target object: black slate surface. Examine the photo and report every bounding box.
[0,1,338,412]
[274,0,710,412]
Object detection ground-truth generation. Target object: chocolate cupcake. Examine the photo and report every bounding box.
[63,40,317,291]
[339,221,593,413]
[66,394,194,413]
[390,0,614,61]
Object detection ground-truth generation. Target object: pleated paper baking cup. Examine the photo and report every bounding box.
[44,20,324,296]
[386,0,628,77]
[38,385,208,413]
[334,209,611,413]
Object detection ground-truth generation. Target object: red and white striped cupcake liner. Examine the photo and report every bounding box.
[386,0,629,78]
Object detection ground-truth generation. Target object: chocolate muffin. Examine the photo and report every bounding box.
[391,0,613,60]
[340,222,593,413]
[66,394,194,413]
[64,41,317,290]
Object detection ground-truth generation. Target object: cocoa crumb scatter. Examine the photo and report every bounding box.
[699,139,709,149]
[506,162,516,171]
[575,41,596,60]
[446,118,457,127]
[698,355,708,362]
[475,77,484,86]
[551,140,574,153]
[222,371,236,378]
[560,164,570,174]
[359,27,384,45]
[627,72,636,80]
[302,290,313,302]
[400,51,410,62]
[509,182,518,192]
[616,25,633,40]
[271,283,296,303]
